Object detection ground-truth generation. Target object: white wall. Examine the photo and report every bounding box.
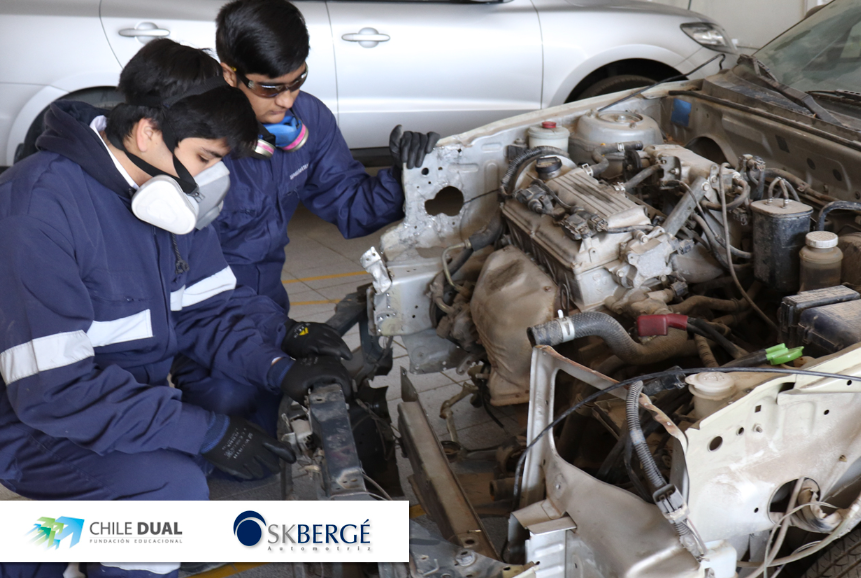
[642,0,832,52]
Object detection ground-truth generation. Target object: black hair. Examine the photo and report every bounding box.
[216,0,310,78]
[105,39,258,156]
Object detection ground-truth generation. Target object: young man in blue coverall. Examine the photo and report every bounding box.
[171,0,440,435]
[0,39,351,578]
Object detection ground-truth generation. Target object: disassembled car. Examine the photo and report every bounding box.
[339,3,861,577]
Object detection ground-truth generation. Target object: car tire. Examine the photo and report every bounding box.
[577,74,656,100]
[797,525,861,578]
[14,87,122,164]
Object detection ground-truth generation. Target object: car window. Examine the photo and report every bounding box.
[755,0,861,93]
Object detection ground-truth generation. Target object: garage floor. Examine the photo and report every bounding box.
[0,199,523,577]
[194,202,522,577]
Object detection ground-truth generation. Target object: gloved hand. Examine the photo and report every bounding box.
[270,356,353,404]
[201,416,295,480]
[389,125,441,179]
[281,320,352,360]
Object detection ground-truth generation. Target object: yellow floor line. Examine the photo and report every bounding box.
[283,271,367,285]
[290,299,342,306]
[194,562,267,578]
[409,504,426,518]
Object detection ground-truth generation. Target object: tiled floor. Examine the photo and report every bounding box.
[0,200,522,577]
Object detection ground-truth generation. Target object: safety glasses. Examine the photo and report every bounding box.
[234,64,308,98]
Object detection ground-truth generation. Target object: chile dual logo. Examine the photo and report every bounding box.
[234,511,266,546]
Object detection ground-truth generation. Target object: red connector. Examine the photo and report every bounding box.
[637,314,689,337]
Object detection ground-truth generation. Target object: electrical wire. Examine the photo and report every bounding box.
[510,365,861,509]
[362,473,393,501]
[718,163,779,332]
[738,499,840,572]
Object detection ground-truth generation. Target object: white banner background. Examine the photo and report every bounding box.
[0,501,408,563]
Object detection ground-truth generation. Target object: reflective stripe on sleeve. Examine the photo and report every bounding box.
[86,309,153,348]
[100,563,181,574]
[0,331,94,384]
[169,266,236,312]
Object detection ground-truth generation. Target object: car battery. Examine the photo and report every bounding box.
[798,299,861,356]
[779,285,860,347]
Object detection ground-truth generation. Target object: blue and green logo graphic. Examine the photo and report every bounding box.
[28,517,84,549]
[234,511,266,546]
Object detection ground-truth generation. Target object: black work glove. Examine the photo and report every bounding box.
[389,125,441,179]
[276,356,353,404]
[281,320,352,360]
[201,416,295,480]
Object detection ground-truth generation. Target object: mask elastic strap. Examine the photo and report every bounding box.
[106,130,198,196]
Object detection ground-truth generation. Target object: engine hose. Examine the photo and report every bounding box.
[691,214,752,270]
[623,164,660,192]
[817,201,861,231]
[688,318,748,359]
[671,295,746,315]
[695,334,719,367]
[445,213,504,280]
[700,180,750,211]
[691,213,752,259]
[528,311,691,365]
[500,146,570,195]
[590,141,644,177]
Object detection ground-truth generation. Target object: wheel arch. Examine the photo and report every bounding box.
[9,84,120,165]
[564,58,683,104]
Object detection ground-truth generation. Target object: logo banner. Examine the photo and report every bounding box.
[0,501,408,562]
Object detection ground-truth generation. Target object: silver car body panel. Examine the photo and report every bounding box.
[1,0,724,165]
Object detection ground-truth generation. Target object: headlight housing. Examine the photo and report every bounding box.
[681,22,736,53]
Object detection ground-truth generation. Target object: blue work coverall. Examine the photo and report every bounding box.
[172,91,405,429]
[0,101,287,578]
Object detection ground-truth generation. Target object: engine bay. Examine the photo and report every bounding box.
[362,71,861,578]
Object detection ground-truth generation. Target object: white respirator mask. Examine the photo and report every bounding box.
[130,161,230,234]
[110,76,233,235]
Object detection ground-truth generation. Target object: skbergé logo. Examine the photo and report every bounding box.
[234,511,266,546]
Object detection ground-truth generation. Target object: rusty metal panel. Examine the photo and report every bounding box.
[398,398,498,559]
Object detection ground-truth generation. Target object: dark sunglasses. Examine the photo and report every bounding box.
[234,64,308,98]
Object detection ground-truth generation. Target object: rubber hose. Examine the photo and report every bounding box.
[692,213,752,259]
[688,318,747,359]
[695,334,719,367]
[691,214,752,268]
[623,164,659,192]
[670,295,746,315]
[700,180,750,211]
[817,201,861,231]
[529,311,692,365]
[445,247,473,279]
[590,141,643,177]
[447,214,503,277]
[764,168,817,200]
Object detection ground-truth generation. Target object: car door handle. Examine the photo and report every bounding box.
[118,22,170,43]
[342,28,390,48]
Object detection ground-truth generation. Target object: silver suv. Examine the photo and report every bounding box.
[0,0,733,165]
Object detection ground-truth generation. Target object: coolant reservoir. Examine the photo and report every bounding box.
[800,231,843,292]
[687,372,736,419]
[527,121,570,152]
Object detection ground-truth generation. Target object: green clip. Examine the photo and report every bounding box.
[766,343,804,365]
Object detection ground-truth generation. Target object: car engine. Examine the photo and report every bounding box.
[361,76,861,578]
